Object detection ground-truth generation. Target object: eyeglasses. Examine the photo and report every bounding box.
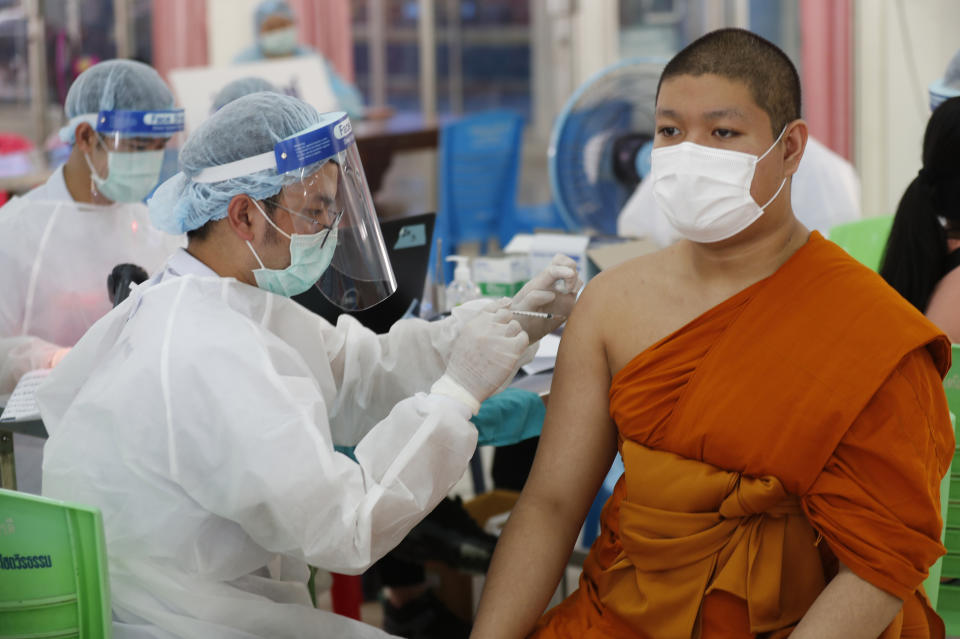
[319,208,343,249]
[274,202,344,234]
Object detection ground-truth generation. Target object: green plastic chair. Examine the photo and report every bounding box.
[925,412,954,609]
[935,345,960,630]
[827,215,895,272]
[0,488,112,638]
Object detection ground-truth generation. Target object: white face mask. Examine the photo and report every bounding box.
[650,127,787,243]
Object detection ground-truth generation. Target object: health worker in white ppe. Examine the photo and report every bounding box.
[0,59,185,493]
[233,0,364,120]
[38,91,581,639]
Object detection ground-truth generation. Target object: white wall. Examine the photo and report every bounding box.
[207,0,261,67]
[572,0,620,89]
[529,0,621,145]
[855,0,960,217]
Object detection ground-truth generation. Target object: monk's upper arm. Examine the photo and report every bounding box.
[521,277,619,521]
[925,269,960,343]
[802,347,954,600]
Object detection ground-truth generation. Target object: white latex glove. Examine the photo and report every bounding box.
[435,301,530,412]
[510,253,584,342]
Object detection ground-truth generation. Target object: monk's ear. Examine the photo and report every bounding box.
[781,120,808,178]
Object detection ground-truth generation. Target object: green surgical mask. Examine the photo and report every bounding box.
[246,200,338,297]
[85,148,165,203]
[260,27,298,56]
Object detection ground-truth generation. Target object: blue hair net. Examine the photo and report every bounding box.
[149,92,322,235]
[211,77,279,113]
[255,0,295,33]
[59,59,175,144]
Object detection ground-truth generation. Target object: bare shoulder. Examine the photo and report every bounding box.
[596,243,685,298]
[566,243,690,375]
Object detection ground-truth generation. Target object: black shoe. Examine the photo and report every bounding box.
[382,590,471,639]
[392,496,498,573]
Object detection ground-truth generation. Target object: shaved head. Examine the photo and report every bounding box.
[657,28,801,136]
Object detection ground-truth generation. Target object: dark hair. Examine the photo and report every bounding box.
[657,28,802,136]
[879,96,960,312]
[186,191,282,241]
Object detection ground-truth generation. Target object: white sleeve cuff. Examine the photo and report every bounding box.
[430,375,481,415]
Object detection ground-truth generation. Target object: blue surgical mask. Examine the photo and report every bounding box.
[85,147,165,203]
[246,200,338,297]
[260,27,298,56]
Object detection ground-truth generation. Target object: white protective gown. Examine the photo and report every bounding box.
[39,248,519,638]
[20,164,72,202]
[617,136,862,245]
[0,192,182,493]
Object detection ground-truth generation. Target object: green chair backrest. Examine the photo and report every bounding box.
[944,345,960,413]
[828,215,895,272]
[925,411,955,609]
[0,489,112,638]
[933,346,960,621]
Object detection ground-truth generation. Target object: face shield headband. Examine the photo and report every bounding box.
[59,108,185,144]
[193,111,397,310]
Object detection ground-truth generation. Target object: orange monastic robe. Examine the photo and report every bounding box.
[534,233,953,639]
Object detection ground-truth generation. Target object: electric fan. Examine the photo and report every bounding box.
[549,57,666,235]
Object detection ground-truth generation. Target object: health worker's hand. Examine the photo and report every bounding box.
[510,253,583,342]
[441,302,529,408]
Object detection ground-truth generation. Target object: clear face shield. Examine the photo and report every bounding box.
[194,111,397,310]
[85,109,184,203]
[274,115,396,310]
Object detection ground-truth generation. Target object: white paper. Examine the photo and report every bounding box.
[0,369,51,423]
[522,334,561,375]
[503,234,535,254]
[169,56,338,135]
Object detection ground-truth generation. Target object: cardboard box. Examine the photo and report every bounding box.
[529,233,590,276]
[473,256,529,297]
[504,232,591,282]
[586,238,660,278]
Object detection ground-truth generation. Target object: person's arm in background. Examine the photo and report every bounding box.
[323,60,366,121]
[924,266,960,342]
[470,278,618,639]
[0,337,65,394]
[0,215,64,394]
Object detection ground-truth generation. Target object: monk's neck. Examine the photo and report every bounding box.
[685,214,810,288]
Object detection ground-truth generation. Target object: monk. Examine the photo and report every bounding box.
[470,28,953,639]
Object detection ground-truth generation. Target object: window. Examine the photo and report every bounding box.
[618,0,800,71]
[0,0,154,145]
[352,0,532,118]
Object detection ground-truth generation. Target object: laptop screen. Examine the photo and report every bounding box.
[293,212,436,334]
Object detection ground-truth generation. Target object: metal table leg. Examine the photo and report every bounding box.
[0,429,16,490]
